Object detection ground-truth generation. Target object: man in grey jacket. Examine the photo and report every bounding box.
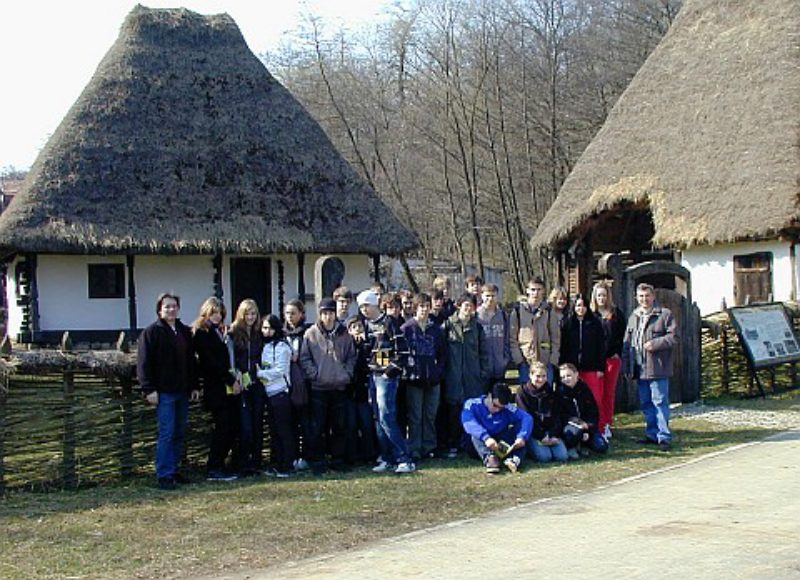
[623,283,677,451]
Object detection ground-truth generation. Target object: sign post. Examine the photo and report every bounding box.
[726,303,800,397]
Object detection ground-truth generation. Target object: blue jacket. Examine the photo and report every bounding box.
[461,396,533,442]
[401,317,447,387]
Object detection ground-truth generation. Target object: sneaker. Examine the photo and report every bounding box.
[503,456,520,474]
[658,441,672,452]
[263,468,278,477]
[275,470,295,479]
[446,447,459,459]
[394,462,416,474]
[207,471,238,482]
[636,437,658,445]
[372,460,393,473]
[158,477,177,490]
[603,424,613,439]
[293,458,310,471]
[567,448,580,460]
[485,455,501,474]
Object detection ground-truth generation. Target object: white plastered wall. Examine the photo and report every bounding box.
[134,255,214,327]
[4,253,376,335]
[681,240,793,315]
[34,255,130,331]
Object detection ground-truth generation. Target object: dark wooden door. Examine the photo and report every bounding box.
[231,258,272,316]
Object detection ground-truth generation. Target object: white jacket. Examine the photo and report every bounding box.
[257,339,292,397]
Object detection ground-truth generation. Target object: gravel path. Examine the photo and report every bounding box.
[672,401,800,430]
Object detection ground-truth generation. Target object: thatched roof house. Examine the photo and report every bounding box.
[0,5,416,256]
[0,6,417,343]
[531,0,800,314]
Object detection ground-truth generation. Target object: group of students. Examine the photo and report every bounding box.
[137,274,676,489]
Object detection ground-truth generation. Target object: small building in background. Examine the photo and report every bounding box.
[0,7,417,344]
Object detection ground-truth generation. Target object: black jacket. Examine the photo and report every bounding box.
[516,383,562,440]
[560,314,606,372]
[349,337,373,403]
[401,317,447,388]
[137,318,197,395]
[229,331,263,381]
[557,379,600,434]
[598,307,626,358]
[363,313,409,379]
[193,323,236,411]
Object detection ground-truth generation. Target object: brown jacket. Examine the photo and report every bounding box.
[300,322,356,390]
[510,301,561,367]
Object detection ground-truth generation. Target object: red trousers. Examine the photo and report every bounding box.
[580,356,621,430]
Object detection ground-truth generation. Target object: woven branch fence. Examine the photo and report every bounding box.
[1,305,799,493]
[701,304,800,397]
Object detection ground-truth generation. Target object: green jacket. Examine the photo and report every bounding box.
[443,314,489,404]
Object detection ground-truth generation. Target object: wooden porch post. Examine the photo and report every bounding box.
[126,255,137,333]
[212,252,223,300]
[297,253,306,300]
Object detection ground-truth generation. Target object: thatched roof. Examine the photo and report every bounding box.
[0,6,418,256]
[532,0,800,251]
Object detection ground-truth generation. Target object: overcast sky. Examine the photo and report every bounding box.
[0,1,393,171]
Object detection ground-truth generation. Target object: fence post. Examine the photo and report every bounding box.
[0,378,6,495]
[62,369,77,488]
[119,377,134,479]
[720,324,730,393]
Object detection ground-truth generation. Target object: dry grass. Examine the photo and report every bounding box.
[1,393,798,579]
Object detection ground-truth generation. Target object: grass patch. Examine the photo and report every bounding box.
[1,394,798,579]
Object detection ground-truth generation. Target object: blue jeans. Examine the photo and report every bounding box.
[562,423,609,453]
[470,426,525,466]
[405,382,440,458]
[638,378,672,443]
[156,391,189,480]
[528,438,568,463]
[370,374,410,465]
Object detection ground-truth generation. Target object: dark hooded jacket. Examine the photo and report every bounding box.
[137,317,197,396]
[443,313,489,404]
[401,316,447,388]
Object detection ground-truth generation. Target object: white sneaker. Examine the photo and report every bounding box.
[394,462,416,474]
[503,456,520,474]
[372,460,392,473]
[603,425,613,439]
[293,458,310,471]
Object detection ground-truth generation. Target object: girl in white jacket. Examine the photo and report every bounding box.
[257,315,296,477]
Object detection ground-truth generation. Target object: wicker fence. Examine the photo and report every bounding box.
[700,307,800,398]
[0,372,212,493]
